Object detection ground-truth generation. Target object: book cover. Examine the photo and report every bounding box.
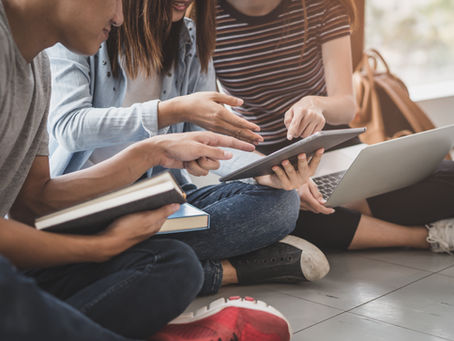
[35,171,186,235]
[158,203,210,234]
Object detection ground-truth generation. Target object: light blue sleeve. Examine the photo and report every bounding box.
[47,44,160,153]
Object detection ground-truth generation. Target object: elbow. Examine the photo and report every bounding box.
[50,114,85,153]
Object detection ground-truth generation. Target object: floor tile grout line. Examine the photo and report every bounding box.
[267,267,435,313]
[267,289,346,311]
[293,310,454,341]
[293,310,347,334]
[353,253,454,273]
[349,311,454,341]
[293,271,437,333]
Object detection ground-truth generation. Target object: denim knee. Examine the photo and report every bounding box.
[268,188,300,237]
[135,238,204,299]
[157,239,204,303]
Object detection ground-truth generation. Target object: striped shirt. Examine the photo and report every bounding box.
[214,0,351,153]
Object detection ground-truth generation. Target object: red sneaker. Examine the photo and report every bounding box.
[150,296,292,341]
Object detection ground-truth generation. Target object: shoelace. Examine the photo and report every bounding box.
[426,223,454,254]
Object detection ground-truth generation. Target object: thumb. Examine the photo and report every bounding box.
[153,203,181,220]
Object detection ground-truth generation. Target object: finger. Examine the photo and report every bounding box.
[300,119,318,138]
[184,160,209,176]
[200,132,255,152]
[142,203,181,222]
[308,148,324,174]
[281,159,301,187]
[284,109,294,129]
[286,114,301,140]
[297,153,309,178]
[308,178,324,202]
[219,108,261,132]
[220,122,263,144]
[212,92,244,107]
[197,157,220,171]
[307,181,335,214]
[315,119,325,133]
[300,202,314,212]
[272,166,292,190]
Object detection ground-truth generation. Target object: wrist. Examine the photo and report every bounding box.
[86,234,121,263]
[158,97,187,126]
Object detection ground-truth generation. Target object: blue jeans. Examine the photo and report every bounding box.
[165,181,300,295]
[15,239,203,340]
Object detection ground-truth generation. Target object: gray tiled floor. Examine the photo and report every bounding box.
[187,249,454,340]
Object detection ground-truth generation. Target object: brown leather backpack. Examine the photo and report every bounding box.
[350,49,437,144]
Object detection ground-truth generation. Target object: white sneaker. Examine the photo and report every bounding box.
[426,218,454,254]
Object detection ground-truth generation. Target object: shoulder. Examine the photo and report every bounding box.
[0,17,13,87]
[46,43,91,65]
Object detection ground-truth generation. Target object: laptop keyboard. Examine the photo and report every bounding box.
[312,170,346,201]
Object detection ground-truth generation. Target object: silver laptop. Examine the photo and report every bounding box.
[312,124,454,207]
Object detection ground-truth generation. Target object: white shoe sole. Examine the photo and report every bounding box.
[280,235,330,281]
[170,296,292,336]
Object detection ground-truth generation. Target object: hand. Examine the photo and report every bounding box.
[148,131,255,175]
[98,204,181,260]
[173,92,263,145]
[255,148,324,190]
[297,178,335,214]
[284,96,326,140]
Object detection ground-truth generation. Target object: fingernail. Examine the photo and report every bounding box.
[320,198,327,203]
[223,151,233,158]
[287,134,293,140]
[170,204,180,212]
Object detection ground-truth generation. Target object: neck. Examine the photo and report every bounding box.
[3,0,58,62]
[225,0,283,16]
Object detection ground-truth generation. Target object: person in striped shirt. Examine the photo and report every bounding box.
[214,0,454,253]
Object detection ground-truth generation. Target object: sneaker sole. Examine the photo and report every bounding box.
[280,235,330,281]
[170,296,292,336]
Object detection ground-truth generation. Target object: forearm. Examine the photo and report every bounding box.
[0,219,110,268]
[41,141,161,212]
[309,95,356,126]
[11,141,162,222]
[51,104,162,153]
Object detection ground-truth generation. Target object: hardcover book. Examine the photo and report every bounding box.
[159,203,210,234]
[35,171,188,235]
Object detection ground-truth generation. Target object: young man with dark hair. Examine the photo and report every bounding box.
[0,0,292,340]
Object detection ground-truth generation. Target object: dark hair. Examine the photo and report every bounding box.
[107,0,216,78]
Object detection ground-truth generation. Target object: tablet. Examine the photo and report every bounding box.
[219,127,366,182]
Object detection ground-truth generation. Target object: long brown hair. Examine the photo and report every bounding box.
[107,0,216,79]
